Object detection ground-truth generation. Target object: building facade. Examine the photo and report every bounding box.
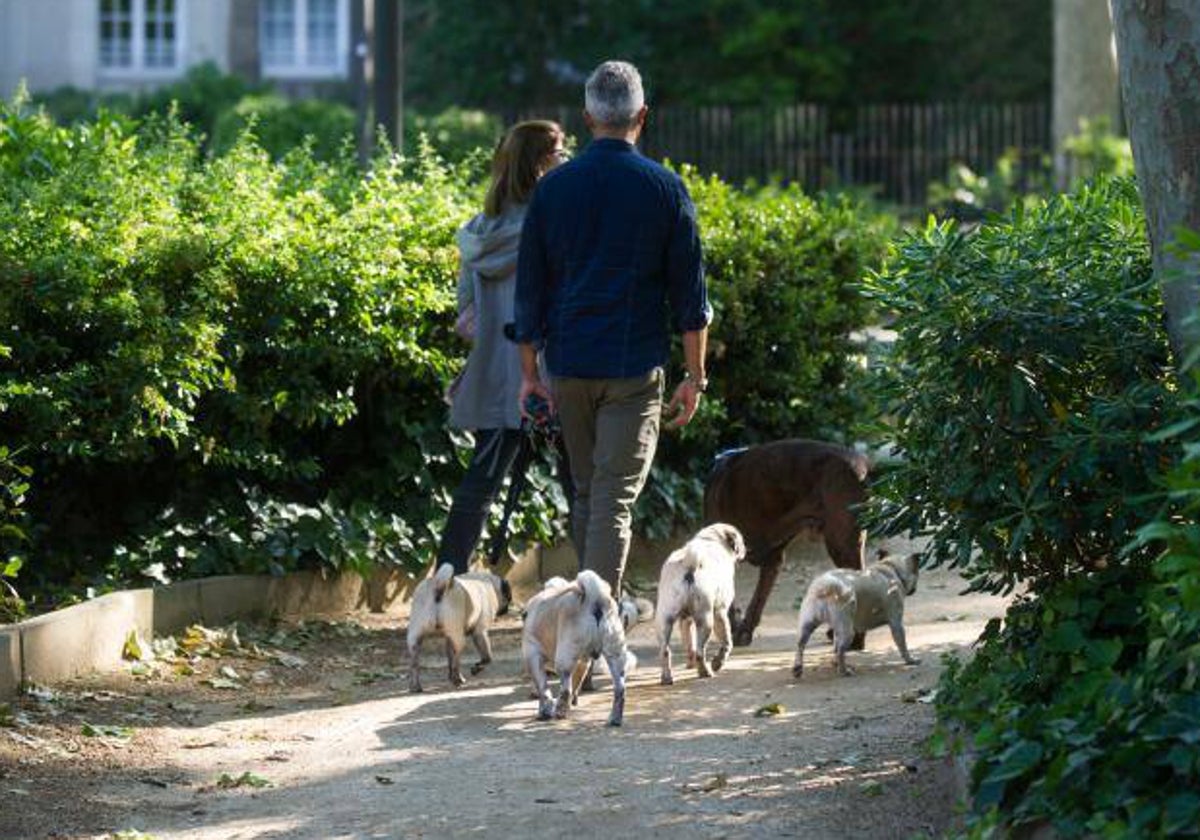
[0,0,354,95]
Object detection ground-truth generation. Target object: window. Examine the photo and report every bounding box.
[99,0,184,75]
[260,0,348,79]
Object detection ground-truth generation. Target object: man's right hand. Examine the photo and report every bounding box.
[518,375,555,422]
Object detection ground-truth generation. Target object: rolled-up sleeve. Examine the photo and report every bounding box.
[666,181,712,333]
[514,193,549,347]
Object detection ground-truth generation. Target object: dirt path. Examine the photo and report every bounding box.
[1,538,1006,840]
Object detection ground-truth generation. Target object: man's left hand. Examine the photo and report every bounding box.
[663,379,702,429]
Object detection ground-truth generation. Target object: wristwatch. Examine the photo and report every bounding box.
[685,370,709,393]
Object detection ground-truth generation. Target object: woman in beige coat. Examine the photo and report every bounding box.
[436,120,567,573]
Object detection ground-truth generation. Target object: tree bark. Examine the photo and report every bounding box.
[1053,0,1119,186]
[1111,0,1200,365]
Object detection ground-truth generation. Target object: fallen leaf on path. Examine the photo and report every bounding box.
[860,780,884,797]
[375,775,394,785]
[215,771,271,790]
[899,688,937,704]
[754,703,784,717]
[81,722,134,740]
[682,773,728,794]
[934,613,966,622]
[122,629,148,662]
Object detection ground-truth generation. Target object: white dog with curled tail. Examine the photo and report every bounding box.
[654,523,746,685]
[406,563,511,693]
[521,570,631,726]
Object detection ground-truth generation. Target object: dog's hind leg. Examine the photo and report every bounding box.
[824,506,868,651]
[734,549,782,646]
[681,616,697,669]
[694,612,714,678]
[792,610,820,678]
[407,630,424,693]
[469,627,493,675]
[445,635,467,688]
[658,615,676,685]
[604,652,627,727]
[527,648,555,720]
[831,613,857,676]
[711,606,732,673]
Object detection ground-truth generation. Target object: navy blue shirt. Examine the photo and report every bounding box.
[514,138,710,378]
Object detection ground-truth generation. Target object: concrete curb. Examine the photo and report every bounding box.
[0,565,420,701]
[0,533,689,702]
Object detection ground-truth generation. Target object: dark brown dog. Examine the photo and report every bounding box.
[703,439,868,646]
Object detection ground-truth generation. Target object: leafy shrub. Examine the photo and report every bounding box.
[0,438,31,622]
[406,107,502,165]
[0,91,486,597]
[32,62,263,140]
[1,88,890,599]
[939,401,1200,837]
[1062,117,1134,184]
[926,148,1049,222]
[634,170,890,536]
[862,177,1175,594]
[211,94,356,161]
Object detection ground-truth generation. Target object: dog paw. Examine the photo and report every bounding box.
[711,655,726,673]
[660,673,674,686]
[470,662,487,676]
[904,657,922,666]
[450,675,467,688]
[697,664,713,678]
[791,664,804,679]
[537,707,554,721]
[554,704,570,720]
[607,716,623,728]
[409,684,424,694]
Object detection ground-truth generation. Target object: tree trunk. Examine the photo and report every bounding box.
[1111,0,1200,365]
[1053,0,1119,186]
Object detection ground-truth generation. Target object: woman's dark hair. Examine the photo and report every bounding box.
[483,120,562,217]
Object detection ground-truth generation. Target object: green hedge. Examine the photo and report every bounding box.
[635,172,890,536]
[867,179,1198,836]
[2,91,888,601]
[0,94,487,599]
[863,177,1174,594]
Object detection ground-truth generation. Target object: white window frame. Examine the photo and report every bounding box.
[98,0,188,80]
[260,0,350,81]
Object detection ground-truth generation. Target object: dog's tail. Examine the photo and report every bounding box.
[679,547,704,587]
[575,569,612,607]
[432,562,455,604]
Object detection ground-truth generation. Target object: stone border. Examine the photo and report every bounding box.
[0,532,686,702]
[0,566,421,700]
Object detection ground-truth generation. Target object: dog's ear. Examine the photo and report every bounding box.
[723,525,746,559]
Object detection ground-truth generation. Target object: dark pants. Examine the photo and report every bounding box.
[435,428,575,574]
[436,428,524,574]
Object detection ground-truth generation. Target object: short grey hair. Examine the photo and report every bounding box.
[584,60,645,128]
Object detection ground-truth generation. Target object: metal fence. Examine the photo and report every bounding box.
[509,102,1051,207]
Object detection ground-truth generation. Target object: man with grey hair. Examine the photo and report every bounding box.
[514,59,711,595]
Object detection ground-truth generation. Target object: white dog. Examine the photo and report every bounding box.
[407,563,511,693]
[792,552,921,677]
[521,570,630,726]
[655,523,746,685]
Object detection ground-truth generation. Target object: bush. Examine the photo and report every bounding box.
[938,406,1200,837]
[1,89,890,599]
[634,171,891,535]
[0,439,31,622]
[0,91,491,598]
[211,94,356,161]
[862,177,1176,594]
[32,62,263,141]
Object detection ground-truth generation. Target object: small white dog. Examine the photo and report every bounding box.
[792,552,921,677]
[407,563,511,693]
[521,570,631,726]
[655,523,746,685]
